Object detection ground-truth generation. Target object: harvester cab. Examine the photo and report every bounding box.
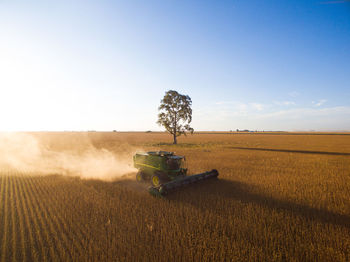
[133,151,218,197]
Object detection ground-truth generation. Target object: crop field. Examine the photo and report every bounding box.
[0,132,350,261]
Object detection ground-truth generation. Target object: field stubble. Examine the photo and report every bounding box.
[0,132,349,261]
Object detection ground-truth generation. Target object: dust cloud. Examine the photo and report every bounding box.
[0,132,137,180]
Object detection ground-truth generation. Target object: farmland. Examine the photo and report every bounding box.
[0,132,350,261]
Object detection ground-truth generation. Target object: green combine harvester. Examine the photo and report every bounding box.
[133,151,219,197]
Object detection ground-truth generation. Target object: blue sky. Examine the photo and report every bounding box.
[0,0,349,131]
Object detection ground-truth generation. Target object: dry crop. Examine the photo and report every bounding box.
[0,132,349,261]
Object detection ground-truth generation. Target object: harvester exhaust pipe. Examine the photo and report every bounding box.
[149,169,219,197]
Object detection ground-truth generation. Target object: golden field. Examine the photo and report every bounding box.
[0,132,349,261]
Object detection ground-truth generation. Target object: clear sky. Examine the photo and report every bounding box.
[0,0,349,131]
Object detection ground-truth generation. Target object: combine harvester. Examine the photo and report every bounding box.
[133,151,219,197]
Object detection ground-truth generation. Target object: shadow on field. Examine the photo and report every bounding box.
[166,179,350,229]
[79,176,350,229]
[229,147,350,156]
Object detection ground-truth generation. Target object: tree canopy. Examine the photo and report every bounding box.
[157,90,194,144]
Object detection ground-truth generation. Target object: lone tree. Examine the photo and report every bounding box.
[157,90,194,144]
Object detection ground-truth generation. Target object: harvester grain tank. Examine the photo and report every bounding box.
[133,151,218,196]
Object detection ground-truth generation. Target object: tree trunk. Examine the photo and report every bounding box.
[173,115,177,144]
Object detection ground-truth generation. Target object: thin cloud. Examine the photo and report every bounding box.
[312,99,327,107]
[274,101,296,106]
[250,103,264,111]
[236,102,248,112]
[194,103,350,131]
[259,106,350,119]
[212,101,269,116]
[288,91,300,98]
[215,101,233,105]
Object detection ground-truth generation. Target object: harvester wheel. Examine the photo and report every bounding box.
[136,171,145,183]
[151,174,161,187]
